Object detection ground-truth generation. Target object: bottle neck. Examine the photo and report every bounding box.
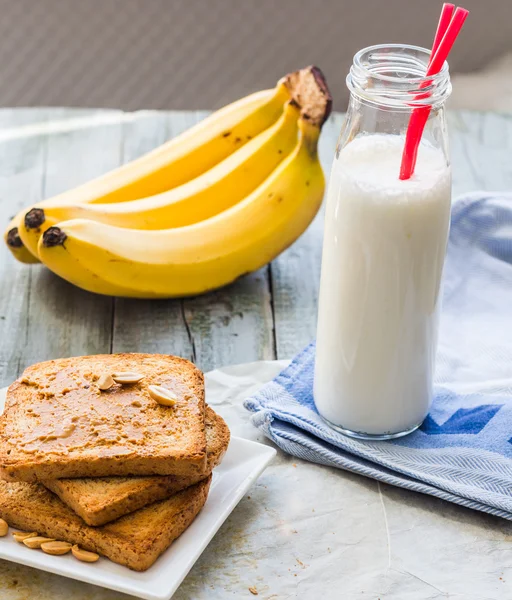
[346,44,451,111]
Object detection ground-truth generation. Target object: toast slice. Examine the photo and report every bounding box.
[0,354,207,481]
[0,476,211,571]
[44,406,230,526]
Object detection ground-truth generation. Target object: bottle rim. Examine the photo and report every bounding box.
[347,44,452,109]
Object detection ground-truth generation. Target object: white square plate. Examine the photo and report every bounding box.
[0,387,276,600]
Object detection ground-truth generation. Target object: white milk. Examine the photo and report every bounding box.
[314,134,451,437]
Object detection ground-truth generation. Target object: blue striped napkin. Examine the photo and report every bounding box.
[245,193,512,520]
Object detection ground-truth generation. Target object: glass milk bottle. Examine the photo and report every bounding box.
[314,44,452,440]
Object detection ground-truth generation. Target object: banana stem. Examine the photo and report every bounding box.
[280,66,332,128]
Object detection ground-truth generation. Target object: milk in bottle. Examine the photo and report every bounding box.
[314,45,452,439]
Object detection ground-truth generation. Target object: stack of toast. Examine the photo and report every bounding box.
[0,353,230,571]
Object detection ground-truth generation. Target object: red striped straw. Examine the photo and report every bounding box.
[399,4,469,180]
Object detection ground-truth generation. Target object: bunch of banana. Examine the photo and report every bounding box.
[5,66,332,298]
[20,102,301,257]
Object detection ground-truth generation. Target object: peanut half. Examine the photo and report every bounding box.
[41,541,72,555]
[72,545,100,563]
[0,519,8,537]
[148,385,177,406]
[13,531,38,543]
[23,536,56,549]
[112,372,144,384]
[97,373,115,390]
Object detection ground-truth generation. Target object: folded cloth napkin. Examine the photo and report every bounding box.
[245,192,512,520]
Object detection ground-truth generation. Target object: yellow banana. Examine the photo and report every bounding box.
[20,102,300,257]
[38,118,325,298]
[6,77,291,261]
[4,220,40,264]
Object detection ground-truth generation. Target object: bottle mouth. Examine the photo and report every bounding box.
[347,44,451,109]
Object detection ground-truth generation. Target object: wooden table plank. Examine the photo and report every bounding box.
[269,113,342,359]
[180,268,275,370]
[113,110,275,371]
[9,109,124,377]
[112,110,195,359]
[0,109,51,386]
[449,110,512,195]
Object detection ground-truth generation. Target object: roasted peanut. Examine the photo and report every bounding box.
[72,545,100,563]
[41,541,72,555]
[0,519,8,537]
[23,536,55,549]
[148,385,177,407]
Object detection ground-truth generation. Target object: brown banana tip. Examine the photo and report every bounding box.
[310,66,333,123]
[42,226,67,248]
[24,207,45,229]
[6,227,23,248]
[281,65,333,128]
